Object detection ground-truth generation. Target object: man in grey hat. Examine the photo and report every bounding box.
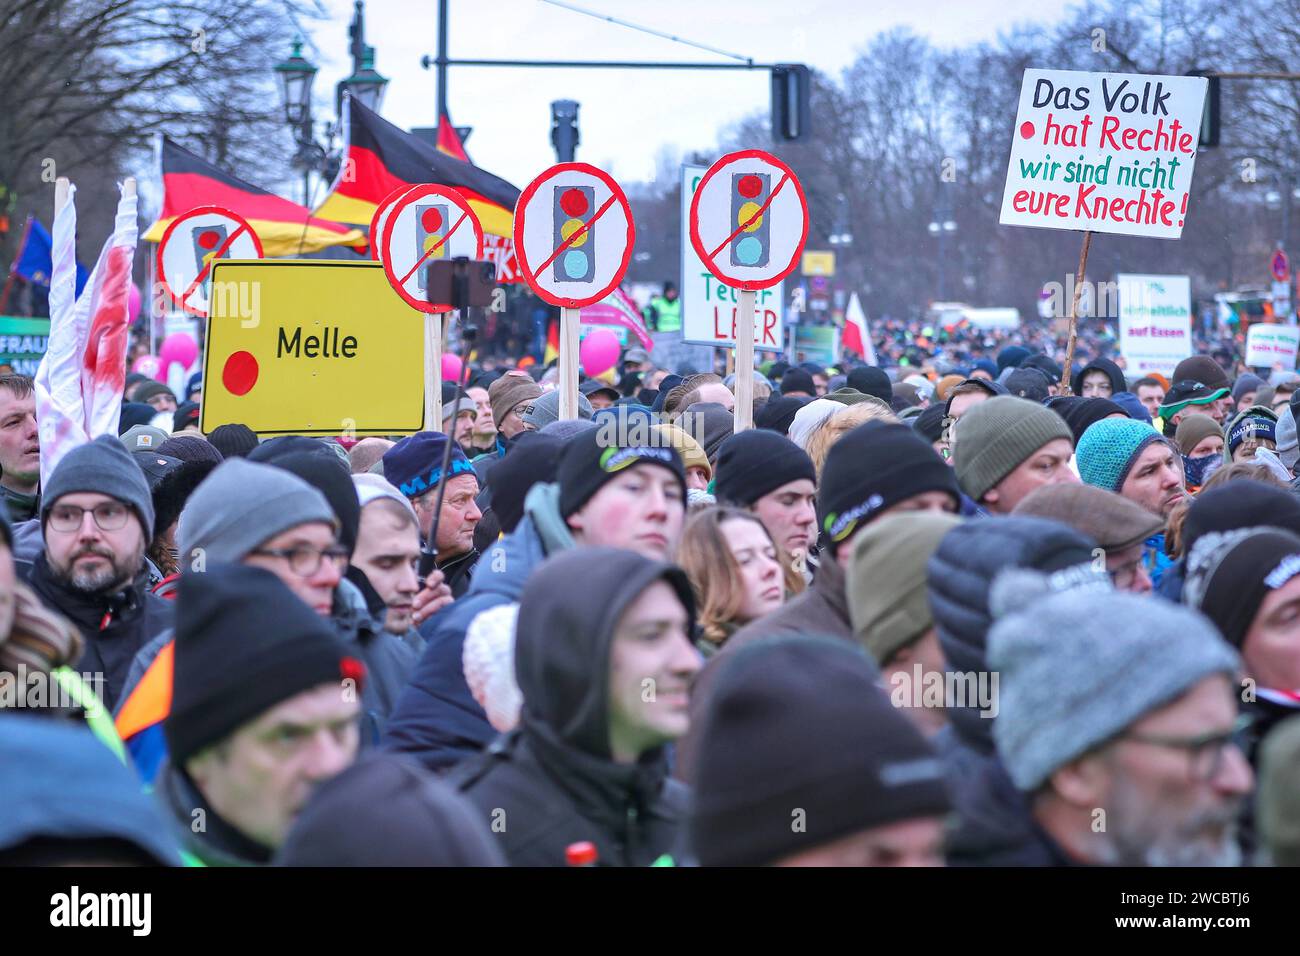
[988,571,1251,865]
[443,395,478,455]
[520,389,593,432]
[952,395,1078,515]
[18,436,173,710]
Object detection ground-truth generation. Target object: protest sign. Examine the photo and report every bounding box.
[200,260,423,436]
[157,206,263,316]
[0,316,50,375]
[680,162,785,351]
[378,184,485,313]
[1000,69,1207,240]
[1116,274,1192,377]
[1245,323,1300,370]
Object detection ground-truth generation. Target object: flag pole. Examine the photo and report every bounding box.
[1060,230,1093,396]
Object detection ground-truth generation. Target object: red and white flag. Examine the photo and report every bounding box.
[842,291,876,364]
[580,286,654,351]
[36,181,137,486]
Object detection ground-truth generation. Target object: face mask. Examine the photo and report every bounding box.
[1182,454,1220,487]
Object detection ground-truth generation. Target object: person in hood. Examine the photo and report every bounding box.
[0,714,181,865]
[384,432,687,771]
[689,637,950,867]
[1072,356,1126,398]
[19,436,173,712]
[382,431,481,598]
[449,547,700,866]
[952,396,1078,515]
[157,564,362,866]
[0,373,40,523]
[990,569,1250,866]
[350,474,446,655]
[1014,483,1163,594]
[926,516,1104,865]
[275,752,503,866]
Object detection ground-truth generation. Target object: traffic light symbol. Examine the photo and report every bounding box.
[415,203,449,291]
[192,224,229,297]
[730,172,771,268]
[553,185,595,282]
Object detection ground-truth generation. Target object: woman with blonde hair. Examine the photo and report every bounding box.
[803,399,897,477]
[677,506,789,656]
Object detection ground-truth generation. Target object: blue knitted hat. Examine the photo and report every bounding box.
[381,432,476,499]
[1076,418,1168,492]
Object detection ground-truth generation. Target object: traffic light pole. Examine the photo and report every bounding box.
[559,307,580,420]
[735,289,755,431]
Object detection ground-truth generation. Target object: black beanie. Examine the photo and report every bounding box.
[487,432,564,533]
[207,423,260,459]
[275,753,503,866]
[1047,395,1128,445]
[557,429,685,519]
[780,368,816,396]
[690,637,949,867]
[249,437,361,554]
[118,402,156,434]
[714,430,815,507]
[818,421,960,546]
[846,366,893,404]
[754,395,809,435]
[913,403,947,444]
[1186,529,1300,648]
[1184,482,1300,555]
[165,564,361,768]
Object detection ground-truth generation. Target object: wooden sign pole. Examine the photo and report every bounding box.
[1060,230,1094,396]
[735,288,756,431]
[559,305,580,420]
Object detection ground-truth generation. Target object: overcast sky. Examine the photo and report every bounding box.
[299,0,1078,191]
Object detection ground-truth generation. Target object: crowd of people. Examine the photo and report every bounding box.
[3,327,1300,869]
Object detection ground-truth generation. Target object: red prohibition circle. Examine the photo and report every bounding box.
[156,205,264,318]
[369,184,418,261]
[688,149,809,292]
[378,184,485,314]
[512,162,636,309]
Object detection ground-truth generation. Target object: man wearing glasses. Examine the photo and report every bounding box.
[21,436,173,711]
[989,578,1251,866]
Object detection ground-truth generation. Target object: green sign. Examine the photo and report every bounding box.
[0,316,50,376]
[793,326,839,367]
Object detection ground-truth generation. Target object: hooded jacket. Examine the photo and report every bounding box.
[448,548,694,866]
[20,551,174,712]
[925,517,1098,864]
[383,482,573,770]
[155,758,271,866]
[1071,357,1126,397]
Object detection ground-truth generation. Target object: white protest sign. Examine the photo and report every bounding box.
[1116,274,1192,377]
[513,163,634,309]
[378,184,485,313]
[680,163,784,351]
[1000,69,1207,239]
[1245,324,1300,370]
[157,206,263,317]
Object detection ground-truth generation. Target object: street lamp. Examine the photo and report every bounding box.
[337,45,388,115]
[274,38,317,128]
[927,218,958,301]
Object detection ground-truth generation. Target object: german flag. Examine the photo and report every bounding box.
[315,97,518,240]
[436,112,471,163]
[142,137,366,257]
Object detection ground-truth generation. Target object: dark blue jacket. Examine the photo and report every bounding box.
[383,484,571,771]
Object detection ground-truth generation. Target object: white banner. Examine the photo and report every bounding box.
[1245,324,1300,370]
[680,164,784,351]
[1117,274,1192,377]
[1000,69,1207,239]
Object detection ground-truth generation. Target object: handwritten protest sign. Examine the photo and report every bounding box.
[1116,274,1192,377]
[1000,69,1207,239]
[1245,323,1300,371]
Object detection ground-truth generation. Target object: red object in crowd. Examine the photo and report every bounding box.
[565,841,598,866]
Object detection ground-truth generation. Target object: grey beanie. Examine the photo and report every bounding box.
[178,458,335,565]
[42,435,155,539]
[988,569,1239,791]
[1276,406,1299,471]
[520,390,593,430]
[952,396,1073,502]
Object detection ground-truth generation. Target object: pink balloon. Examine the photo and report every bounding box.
[441,353,463,383]
[579,329,621,377]
[132,355,161,378]
[128,284,142,321]
[159,332,199,372]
